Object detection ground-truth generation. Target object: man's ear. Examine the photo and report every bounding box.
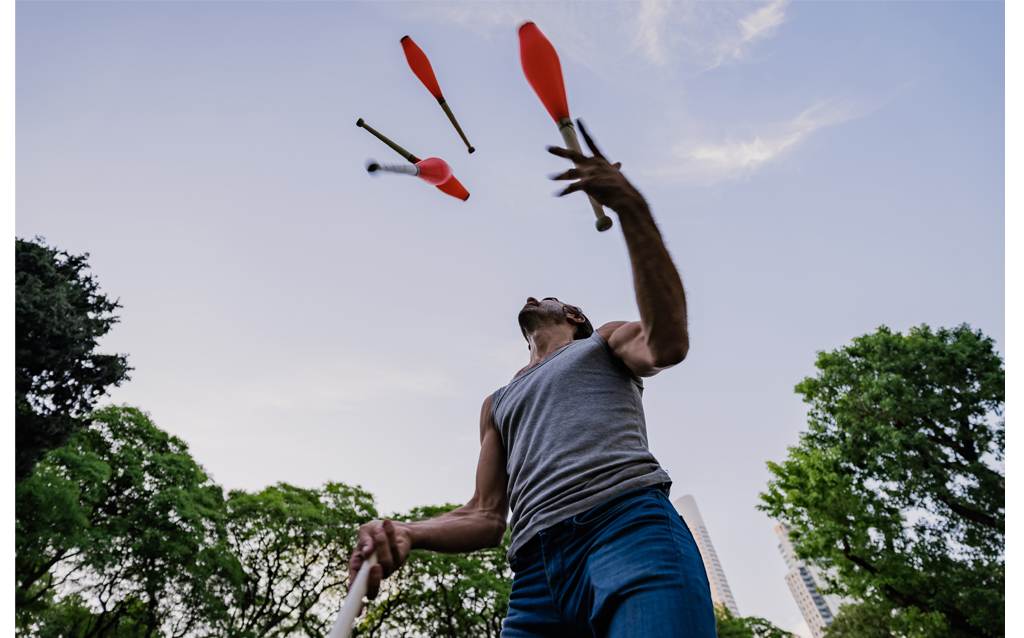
[565,311,586,325]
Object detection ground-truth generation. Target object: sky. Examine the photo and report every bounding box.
[14,2,1006,636]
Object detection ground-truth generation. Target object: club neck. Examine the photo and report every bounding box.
[373,163,420,176]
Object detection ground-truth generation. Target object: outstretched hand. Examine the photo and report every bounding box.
[548,120,646,215]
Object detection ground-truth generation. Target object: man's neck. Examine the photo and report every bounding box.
[524,327,577,371]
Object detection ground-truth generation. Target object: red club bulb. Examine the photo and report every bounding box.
[414,157,453,185]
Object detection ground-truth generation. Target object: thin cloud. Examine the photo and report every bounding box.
[712,0,790,68]
[741,0,789,44]
[629,0,672,66]
[401,1,791,72]
[655,100,863,185]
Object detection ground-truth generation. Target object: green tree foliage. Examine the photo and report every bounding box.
[16,237,131,480]
[759,324,1004,638]
[15,405,231,637]
[825,599,949,638]
[714,603,796,638]
[16,403,516,636]
[218,482,377,637]
[355,505,513,638]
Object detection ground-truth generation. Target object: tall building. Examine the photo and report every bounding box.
[673,495,740,617]
[774,522,839,638]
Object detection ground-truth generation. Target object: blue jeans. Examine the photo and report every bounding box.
[501,486,717,638]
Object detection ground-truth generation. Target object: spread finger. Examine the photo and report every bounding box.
[547,146,587,162]
[550,168,584,181]
[558,182,585,197]
[577,120,606,159]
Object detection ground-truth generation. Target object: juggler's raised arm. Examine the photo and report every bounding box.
[550,121,689,377]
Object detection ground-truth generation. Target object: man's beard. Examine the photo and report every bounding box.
[518,305,567,337]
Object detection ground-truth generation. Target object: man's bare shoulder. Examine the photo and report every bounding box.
[479,394,495,441]
[596,321,635,341]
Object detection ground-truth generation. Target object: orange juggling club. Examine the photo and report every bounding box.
[357,118,470,201]
[401,36,475,154]
[518,21,612,232]
[367,157,452,185]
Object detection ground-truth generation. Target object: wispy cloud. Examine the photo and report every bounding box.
[629,0,672,66]
[711,0,790,68]
[654,100,864,184]
[398,1,791,72]
[741,0,789,45]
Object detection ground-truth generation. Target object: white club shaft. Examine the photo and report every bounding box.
[374,163,420,176]
[327,552,378,638]
[558,120,607,223]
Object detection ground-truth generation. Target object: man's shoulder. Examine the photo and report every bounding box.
[596,321,631,342]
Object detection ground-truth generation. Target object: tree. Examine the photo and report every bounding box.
[15,405,232,637]
[217,482,377,638]
[15,403,382,638]
[759,324,1004,638]
[16,237,131,480]
[714,604,796,638]
[355,505,513,638]
[825,599,951,638]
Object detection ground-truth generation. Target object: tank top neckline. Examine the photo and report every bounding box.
[509,336,591,384]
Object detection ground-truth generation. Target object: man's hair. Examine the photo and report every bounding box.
[563,302,594,341]
[520,299,594,343]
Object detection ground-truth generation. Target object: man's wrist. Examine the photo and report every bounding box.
[392,519,418,549]
[612,195,650,219]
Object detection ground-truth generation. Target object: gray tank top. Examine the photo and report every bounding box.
[491,331,672,561]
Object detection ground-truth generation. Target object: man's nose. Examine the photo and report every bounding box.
[527,297,539,304]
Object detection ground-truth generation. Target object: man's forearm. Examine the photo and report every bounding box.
[616,198,689,364]
[397,504,507,554]
[546,122,688,364]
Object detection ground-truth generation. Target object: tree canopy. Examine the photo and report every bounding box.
[759,324,1004,638]
[714,603,796,638]
[219,482,377,637]
[16,405,231,637]
[16,405,516,638]
[825,599,950,638]
[16,237,131,480]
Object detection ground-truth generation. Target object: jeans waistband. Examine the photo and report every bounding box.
[514,483,672,565]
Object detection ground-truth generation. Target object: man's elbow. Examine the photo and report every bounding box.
[485,516,508,548]
[651,337,688,368]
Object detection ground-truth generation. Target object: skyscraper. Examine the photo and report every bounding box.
[774,522,840,638]
[673,495,740,617]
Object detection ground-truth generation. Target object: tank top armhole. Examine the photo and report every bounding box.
[590,330,643,387]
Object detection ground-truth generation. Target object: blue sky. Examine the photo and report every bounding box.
[15,2,1005,635]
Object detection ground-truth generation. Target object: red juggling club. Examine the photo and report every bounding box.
[367,157,452,186]
[401,36,476,154]
[357,118,470,201]
[518,21,612,232]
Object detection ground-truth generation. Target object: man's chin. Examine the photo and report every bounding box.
[519,306,558,333]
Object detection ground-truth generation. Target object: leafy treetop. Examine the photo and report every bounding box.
[16,237,131,480]
[759,324,1004,638]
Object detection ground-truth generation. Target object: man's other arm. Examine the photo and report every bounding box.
[350,395,509,600]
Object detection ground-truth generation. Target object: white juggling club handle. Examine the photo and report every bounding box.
[327,551,378,638]
[558,119,612,232]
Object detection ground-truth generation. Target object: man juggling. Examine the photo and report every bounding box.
[348,121,717,638]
